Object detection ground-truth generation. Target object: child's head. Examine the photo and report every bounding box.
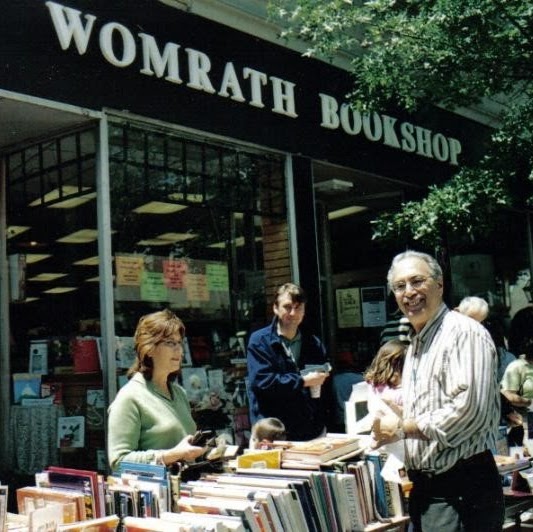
[364,339,406,387]
[251,417,286,447]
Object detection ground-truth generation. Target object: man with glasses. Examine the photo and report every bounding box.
[247,282,330,441]
[372,250,504,531]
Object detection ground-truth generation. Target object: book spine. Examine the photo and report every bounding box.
[341,474,365,530]
[365,454,388,518]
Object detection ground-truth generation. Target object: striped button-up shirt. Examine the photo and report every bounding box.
[403,303,500,474]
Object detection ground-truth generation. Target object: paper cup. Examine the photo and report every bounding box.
[310,385,321,398]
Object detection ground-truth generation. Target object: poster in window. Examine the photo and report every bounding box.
[57,415,85,448]
[163,258,188,289]
[115,255,144,286]
[206,263,229,291]
[140,271,168,301]
[181,367,208,404]
[336,288,362,328]
[116,336,136,369]
[86,389,105,430]
[29,339,48,375]
[361,286,387,327]
[186,273,210,302]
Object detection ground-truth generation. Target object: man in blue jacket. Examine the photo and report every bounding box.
[247,282,330,441]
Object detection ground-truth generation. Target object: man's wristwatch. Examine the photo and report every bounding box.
[396,420,406,440]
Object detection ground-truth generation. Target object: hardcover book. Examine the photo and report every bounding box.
[17,486,84,522]
[12,373,41,404]
[28,503,62,530]
[44,465,102,519]
[177,495,261,532]
[280,434,361,464]
[41,381,63,404]
[237,450,282,469]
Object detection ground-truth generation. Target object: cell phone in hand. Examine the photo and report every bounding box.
[190,429,215,447]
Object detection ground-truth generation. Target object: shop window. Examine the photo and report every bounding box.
[6,127,103,472]
[108,121,287,446]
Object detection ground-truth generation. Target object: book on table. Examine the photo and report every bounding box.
[181,480,283,532]
[176,495,261,532]
[237,449,282,469]
[495,454,532,474]
[16,486,83,523]
[43,465,103,518]
[57,514,119,531]
[123,513,246,531]
[280,433,361,464]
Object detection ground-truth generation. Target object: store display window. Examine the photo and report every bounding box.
[108,120,286,445]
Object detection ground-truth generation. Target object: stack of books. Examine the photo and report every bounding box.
[12,455,409,531]
[279,433,362,468]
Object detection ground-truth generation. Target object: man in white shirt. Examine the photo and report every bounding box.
[372,250,504,532]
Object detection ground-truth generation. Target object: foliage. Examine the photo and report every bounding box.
[270,0,533,245]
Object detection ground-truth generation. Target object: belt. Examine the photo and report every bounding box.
[407,449,493,484]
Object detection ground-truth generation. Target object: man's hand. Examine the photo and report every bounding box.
[371,413,402,448]
[302,371,329,387]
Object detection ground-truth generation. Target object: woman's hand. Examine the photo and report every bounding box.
[160,435,207,465]
[502,389,532,408]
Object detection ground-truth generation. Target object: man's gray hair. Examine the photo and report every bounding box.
[387,250,443,291]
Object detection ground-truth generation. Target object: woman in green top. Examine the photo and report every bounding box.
[107,309,206,471]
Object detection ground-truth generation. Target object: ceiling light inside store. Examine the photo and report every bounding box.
[28,273,68,282]
[133,201,188,214]
[22,297,39,303]
[85,276,100,282]
[208,236,263,249]
[25,254,52,264]
[314,179,354,194]
[137,232,198,246]
[43,287,78,294]
[158,232,197,242]
[168,193,207,203]
[328,205,368,220]
[74,256,100,266]
[29,185,96,209]
[6,226,31,239]
[57,229,98,244]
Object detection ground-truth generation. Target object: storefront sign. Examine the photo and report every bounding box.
[44,0,461,166]
[0,1,487,182]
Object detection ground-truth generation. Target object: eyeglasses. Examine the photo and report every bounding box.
[158,339,182,349]
[391,276,430,295]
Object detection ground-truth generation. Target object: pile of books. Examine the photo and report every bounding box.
[15,465,118,530]
[12,449,408,531]
[279,434,362,468]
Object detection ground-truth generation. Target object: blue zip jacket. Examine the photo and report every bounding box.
[246,318,329,441]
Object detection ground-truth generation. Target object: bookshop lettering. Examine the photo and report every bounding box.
[44,0,461,166]
[2,0,472,183]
